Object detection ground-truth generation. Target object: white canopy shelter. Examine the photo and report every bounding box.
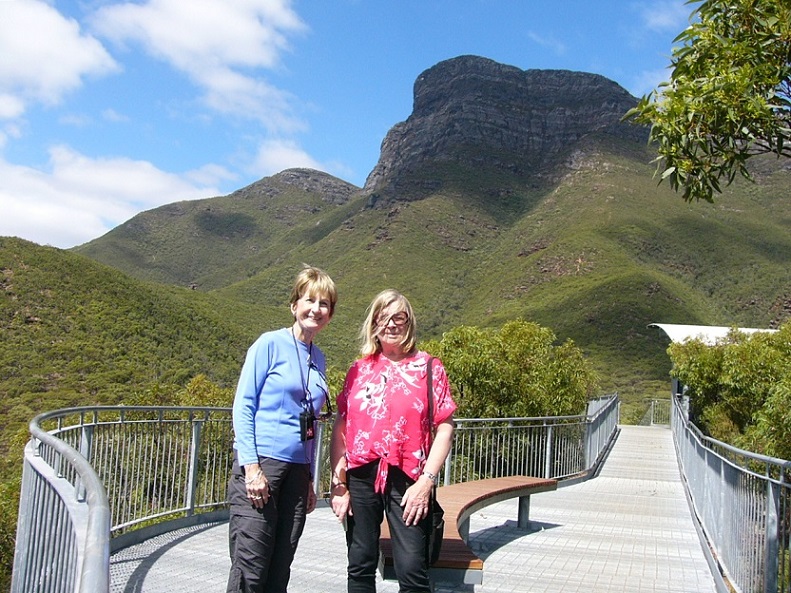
[649,323,778,345]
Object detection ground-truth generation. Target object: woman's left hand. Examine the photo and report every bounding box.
[306,482,317,514]
[401,475,433,526]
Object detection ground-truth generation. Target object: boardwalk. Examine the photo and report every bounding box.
[110,425,717,593]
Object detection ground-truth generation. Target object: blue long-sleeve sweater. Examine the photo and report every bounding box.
[232,327,328,468]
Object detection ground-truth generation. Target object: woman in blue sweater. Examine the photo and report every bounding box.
[226,265,338,593]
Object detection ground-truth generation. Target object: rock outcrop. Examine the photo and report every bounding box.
[231,168,360,206]
[364,55,645,194]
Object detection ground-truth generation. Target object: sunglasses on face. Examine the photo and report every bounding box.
[377,311,409,327]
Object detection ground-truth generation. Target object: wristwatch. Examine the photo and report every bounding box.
[422,470,438,485]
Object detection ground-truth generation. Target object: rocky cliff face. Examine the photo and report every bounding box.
[364,55,645,194]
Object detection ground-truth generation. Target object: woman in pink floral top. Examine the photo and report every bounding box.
[330,289,456,593]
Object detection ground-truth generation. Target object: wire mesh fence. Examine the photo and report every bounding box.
[14,397,620,592]
[673,396,791,593]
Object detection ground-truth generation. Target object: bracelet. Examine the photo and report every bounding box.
[244,469,263,484]
[422,470,438,485]
[331,481,347,489]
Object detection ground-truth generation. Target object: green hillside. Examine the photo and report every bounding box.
[211,149,791,405]
[68,135,791,416]
[74,171,362,291]
[0,238,279,458]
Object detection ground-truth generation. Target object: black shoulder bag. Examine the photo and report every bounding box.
[426,357,445,565]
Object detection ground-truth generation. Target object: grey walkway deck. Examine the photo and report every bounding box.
[110,425,718,593]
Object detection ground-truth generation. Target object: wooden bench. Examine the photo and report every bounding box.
[379,475,558,586]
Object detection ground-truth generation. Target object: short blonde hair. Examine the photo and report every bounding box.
[359,289,416,356]
[289,265,337,317]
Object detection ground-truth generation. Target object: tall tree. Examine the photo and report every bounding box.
[423,320,598,418]
[626,0,791,202]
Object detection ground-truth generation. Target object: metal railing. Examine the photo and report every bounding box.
[12,395,620,593]
[12,413,111,593]
[672,396,791,593]
[639,398,671,426]
[447,395,619,484]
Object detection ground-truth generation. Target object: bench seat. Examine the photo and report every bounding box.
[379,475,558,585]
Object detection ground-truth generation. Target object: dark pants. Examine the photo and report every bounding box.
[345,461,431,593]
[226,455,311,593]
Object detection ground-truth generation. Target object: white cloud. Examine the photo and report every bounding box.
[624,1,691,95]
[90,0,307,129]
[526,31,567,56]
[102,108,129,123]
[200,68,304,134]
[248,138,355,184]
[59,113,94,127]
[184,163,237,187]
[0,121,22,150]
[0,147,224,248]
[251,138,324,177]
[629,67,673,98]
[0,0,118,118]
[0,94,25,119]
[638,0,691,33]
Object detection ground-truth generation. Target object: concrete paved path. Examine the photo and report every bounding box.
[110,425,717,593]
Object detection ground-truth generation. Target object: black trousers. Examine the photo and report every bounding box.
[345,461,431,593]
[226,455,311,593]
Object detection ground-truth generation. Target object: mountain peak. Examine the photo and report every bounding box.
[232,168,360,206]
[364,55,645,194]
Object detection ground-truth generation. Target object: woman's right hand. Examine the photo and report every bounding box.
[245,465,270,509]
[330,484,352,521]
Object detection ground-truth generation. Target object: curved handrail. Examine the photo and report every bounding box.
[12,397,620,593]
[12,414,111,593]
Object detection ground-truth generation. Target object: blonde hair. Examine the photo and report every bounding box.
[359,289,416,356]
[289,265,338,317]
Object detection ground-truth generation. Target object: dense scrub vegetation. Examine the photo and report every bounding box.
[669,321,791,461]
[0,238,266,591]
[423,320,597,418]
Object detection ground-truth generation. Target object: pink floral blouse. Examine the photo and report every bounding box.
[338,351,457,492]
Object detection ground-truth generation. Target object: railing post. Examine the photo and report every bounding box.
[185,419,203,516]
[583,412,594,471]
[445,419,462,485]
[11,458,34,593]
[442,450,452,487]
[583,402,593,471]
[544,423,553,479]
[764,477,779,593]
[313,422,326,497]
[77,423,94,503]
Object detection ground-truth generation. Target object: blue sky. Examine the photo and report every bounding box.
[0,0,692,249]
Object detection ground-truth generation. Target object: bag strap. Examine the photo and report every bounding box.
[427,356,435,446]
[426,356,440,493]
